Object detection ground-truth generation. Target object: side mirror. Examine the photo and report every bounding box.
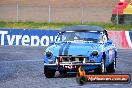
[107,40,113,44]
[49,41,55,45]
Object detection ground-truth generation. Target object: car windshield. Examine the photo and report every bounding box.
[56,31,103,43]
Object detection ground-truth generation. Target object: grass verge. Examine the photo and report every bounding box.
[0,21,132,30]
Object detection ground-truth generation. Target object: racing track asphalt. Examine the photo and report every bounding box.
[0,46,132,88]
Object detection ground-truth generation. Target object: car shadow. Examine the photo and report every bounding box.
[54,72,113,78]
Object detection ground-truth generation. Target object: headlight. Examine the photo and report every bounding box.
[92,51,98,56]
[46,51,53,58]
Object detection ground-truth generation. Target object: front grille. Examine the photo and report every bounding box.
[62,57,83,62]
[55,56,88,63]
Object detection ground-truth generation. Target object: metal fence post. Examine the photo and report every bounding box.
[48,5,51,23]
[81,0,84,24]
[116,8,119,24]
[81,6,84,24]
[48,0,51,23]
[17,1,19,22]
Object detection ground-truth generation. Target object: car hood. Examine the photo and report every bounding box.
[46,43,103,56]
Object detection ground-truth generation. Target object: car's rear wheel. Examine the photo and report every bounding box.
[94,59,105,74]
[44,66,56,78]
[59,70,67,74]
[106,59,116,73]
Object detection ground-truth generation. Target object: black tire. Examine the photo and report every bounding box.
[111,14,124,24]
[106,59,116,73]
[124,15,132,24]
[76,76,87,85]
[59,70,67,74]
[111,15,117,24]
[44,66,56,78]
[94,59,105,74]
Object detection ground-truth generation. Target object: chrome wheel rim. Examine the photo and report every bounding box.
[114,59,116,70]
[101,59,105,73]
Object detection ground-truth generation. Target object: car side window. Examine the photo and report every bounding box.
[103,30,109,40]
[103,34,107,43]
[56,33,61,42]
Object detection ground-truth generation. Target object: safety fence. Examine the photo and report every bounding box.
[0,0,118,23]
[1,0,132,24]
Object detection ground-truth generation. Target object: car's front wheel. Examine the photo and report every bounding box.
[44,66,56,78]
[59,70,67,74]
[94,59,105,74]
[106,59,116,73]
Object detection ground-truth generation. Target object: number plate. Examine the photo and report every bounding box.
[64,65,80,69]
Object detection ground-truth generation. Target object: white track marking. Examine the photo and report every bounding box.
[125,31,132,48]
[0,59,43,63]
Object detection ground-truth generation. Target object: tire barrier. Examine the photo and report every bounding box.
[111,0,132,24]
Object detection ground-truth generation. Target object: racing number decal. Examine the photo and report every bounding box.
[64,65,78,69]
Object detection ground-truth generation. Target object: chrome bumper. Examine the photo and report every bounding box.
[44,63,101,66]
[44,56,101,66]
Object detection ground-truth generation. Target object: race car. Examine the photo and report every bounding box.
[43,26,117,78]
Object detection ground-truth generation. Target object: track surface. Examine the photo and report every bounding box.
[0,46,132,88]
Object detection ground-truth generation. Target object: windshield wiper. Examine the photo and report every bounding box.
[82,41,94,43]
[61,41,72,43]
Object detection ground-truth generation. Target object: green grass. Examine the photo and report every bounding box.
[0,21,132,30]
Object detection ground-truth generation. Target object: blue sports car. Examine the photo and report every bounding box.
[44,26,117,78]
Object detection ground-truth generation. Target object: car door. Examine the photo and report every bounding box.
[106,39,116,65]
[103,34,116,66]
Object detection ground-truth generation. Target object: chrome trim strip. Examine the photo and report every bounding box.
[44,63,101,66]
[55,56,88,58]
